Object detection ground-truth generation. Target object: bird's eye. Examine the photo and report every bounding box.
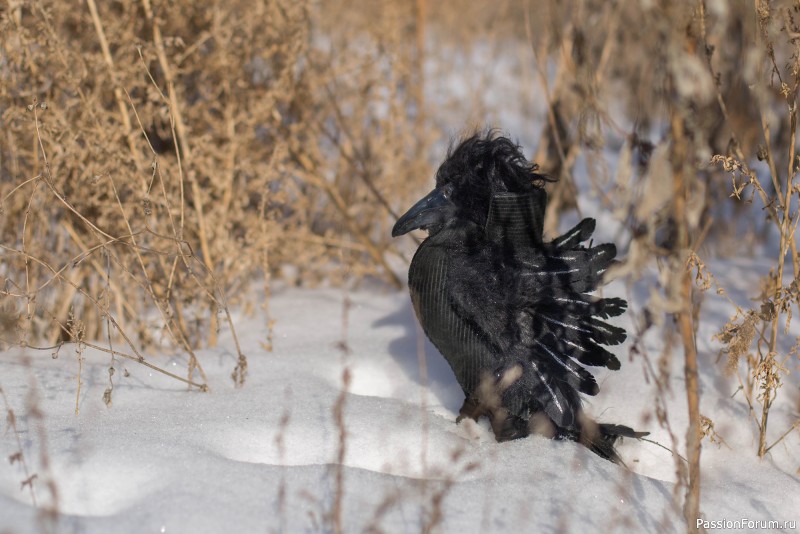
[441,183,454,200]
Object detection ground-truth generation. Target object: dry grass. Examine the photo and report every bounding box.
[1,0,799,532]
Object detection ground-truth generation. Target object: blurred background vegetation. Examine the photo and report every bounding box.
[1,0,784,338]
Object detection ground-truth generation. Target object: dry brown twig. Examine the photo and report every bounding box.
[701,0,800,459]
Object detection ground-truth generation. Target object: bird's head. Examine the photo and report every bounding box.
[392,132,549,237]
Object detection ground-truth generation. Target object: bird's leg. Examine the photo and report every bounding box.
[456,397,529,442]
[456,396,485,423]
[489,409,530,442]
[528,411,558,439]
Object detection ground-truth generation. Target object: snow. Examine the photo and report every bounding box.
[1,266,798,533]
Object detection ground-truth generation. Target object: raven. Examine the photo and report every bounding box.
[392,132,646,463]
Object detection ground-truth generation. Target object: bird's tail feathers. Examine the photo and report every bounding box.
[558,415,649,465]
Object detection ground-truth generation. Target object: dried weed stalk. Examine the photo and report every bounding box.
[0,384,37,508]
[704,0,800,458]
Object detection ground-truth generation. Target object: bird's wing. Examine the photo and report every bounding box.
[483,191,627,371]
[510,238,627,369]
[467,195,629,430]
[442,230,625,427]
[499,244,627,429]
[484,192,626,339]
[442,193,627,432]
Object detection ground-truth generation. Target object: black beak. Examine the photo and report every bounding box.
[392,187,453,237]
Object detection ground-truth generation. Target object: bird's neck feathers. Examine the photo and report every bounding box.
[423,217,486,252]
[485,189,547,248]
[425,188,547,251]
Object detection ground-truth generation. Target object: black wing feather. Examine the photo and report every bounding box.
[533,336,599,395]
[552,219,596,249]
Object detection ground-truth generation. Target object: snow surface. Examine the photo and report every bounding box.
[1,266,798,532]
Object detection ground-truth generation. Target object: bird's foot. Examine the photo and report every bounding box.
[456,397,484,424]
[490,411,530,442]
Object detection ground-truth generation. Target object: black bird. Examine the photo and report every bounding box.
[392,132,646,463]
